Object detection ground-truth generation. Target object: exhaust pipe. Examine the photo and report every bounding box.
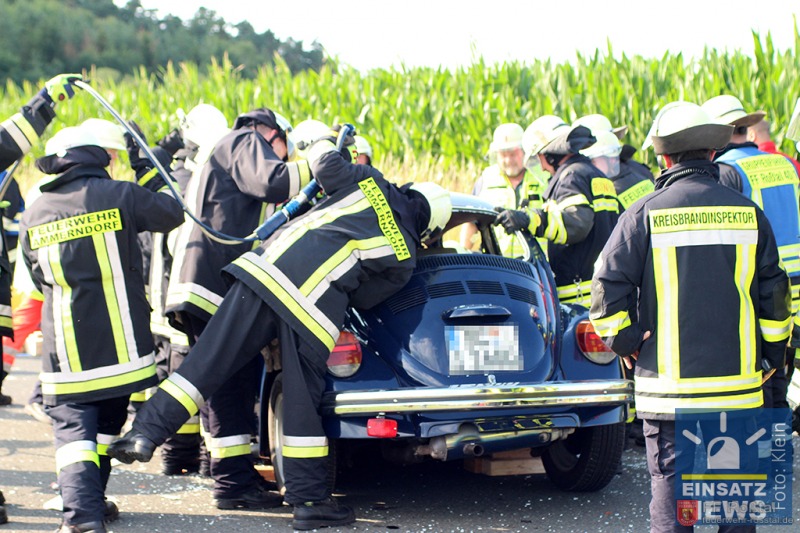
[463,442,484,457]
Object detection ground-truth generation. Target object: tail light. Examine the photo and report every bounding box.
[326,331,362,377]
[367,417,398,438]
[576,320,617,364]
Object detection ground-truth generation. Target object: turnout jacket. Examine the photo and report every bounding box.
[0,92,56,337]
[613,162,654,211]
[590,160,791,419]
[166,127,311,325]
[20,147,184,405]
[223,151,430,359]
[534,154,620,305]
[715,142,800,311]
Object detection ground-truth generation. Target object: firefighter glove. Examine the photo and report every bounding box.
[494,208,530,234]
[157,128,185,156]
[43,73,83,104]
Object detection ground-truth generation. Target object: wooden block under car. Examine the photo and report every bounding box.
[254,463,276,482]
[464,448,545,476]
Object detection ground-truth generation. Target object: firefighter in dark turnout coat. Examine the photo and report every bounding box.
[163,107,308,507]
[590,101,790,533]
[0,75,79,405]
[0,72,80,528]
[108,135,451,530]
[496,120,620,307]
[20,123,183,533]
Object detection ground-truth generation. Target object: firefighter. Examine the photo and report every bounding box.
[0,71,80,529]
[574,113,655,190]
[495,118,620,307]
[108,133,451,530]
[163,107,310,509]
[461,123,548,256]
[590,101,790,533]
[144,104,230,477]
[19,122,183,533]
[702,94,800,411]
[0,74,80,407]
[576,117,655,211]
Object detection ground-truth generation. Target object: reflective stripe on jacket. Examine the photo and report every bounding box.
[21,159,184,405]
[536,155,619,307]
[166,127,311,324]
[590,160,791,419]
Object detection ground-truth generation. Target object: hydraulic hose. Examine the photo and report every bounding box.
[73,80,351,245]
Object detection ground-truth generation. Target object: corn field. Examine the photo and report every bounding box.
[2,29,799,194]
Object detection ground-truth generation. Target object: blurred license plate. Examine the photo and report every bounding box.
[446,324,521,375]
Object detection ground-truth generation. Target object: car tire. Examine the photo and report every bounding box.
[541,422,625,492]
[267,373,336,493]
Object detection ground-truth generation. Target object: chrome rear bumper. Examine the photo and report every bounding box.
[321,379,633,416]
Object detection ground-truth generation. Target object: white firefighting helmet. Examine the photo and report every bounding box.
[643,101,733,155]
[573,113,628,139]
[489,123,524,153]
[354,135,373,159]
[291,119,330,158]
[581,130,622,160]
[80,118,126,151]
[522,115,568,164]
[177,104,229,148]
[45,126,102,157]
[410,182,452,243]
[701,95,765,128]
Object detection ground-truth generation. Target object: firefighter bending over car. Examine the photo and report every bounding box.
[108,128,452,531]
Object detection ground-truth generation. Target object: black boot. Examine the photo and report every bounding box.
[103,500,119,523]
[56,520,107,533]
[214,485,282,510]
[0,393,11,406]
[107,430,157,464]
[292,497,355,530]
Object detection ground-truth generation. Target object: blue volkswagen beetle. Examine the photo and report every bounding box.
[261,193,633,492]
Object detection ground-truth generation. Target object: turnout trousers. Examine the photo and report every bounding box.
[46,396,128,526]
[183,312,262,498]
[134,281,331,503]
[644,419,756,533]
[158,339,204,473]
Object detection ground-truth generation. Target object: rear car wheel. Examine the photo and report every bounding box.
[542,422,625,492]
[267,374,336,493]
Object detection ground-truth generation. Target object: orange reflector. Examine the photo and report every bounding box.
[367,418,398,438]
[327,331,363,377]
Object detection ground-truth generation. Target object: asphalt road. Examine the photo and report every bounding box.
[2,354,799,532]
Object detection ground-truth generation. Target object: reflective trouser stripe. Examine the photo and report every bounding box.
[160,373,204,416]
[56,440,99,472]
[206,434,251,459]
[283,435,328,458]
[96,433,115,457]
[177,415,201,435]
